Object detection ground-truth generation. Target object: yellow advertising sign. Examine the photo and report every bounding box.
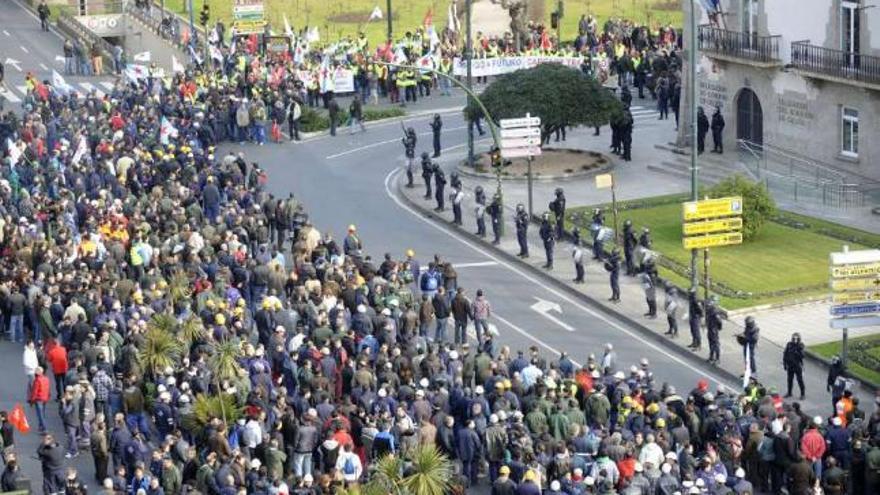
[682,196,743,221]
[682,217,743,236]
[682,232,743,250]
[831,291,880,305]
[831,263,880,278]
[233,19,267,33]
[830,277,880,291]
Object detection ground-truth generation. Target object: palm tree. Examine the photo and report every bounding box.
[359,446,454,495]
[180,393,242,434]
[178,315,205,349]
[208,340,243,382]
[168,270,193,306]
[138,315,183,378]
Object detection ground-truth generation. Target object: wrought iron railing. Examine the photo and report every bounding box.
[791,40,880,85]
[698,25,780,63]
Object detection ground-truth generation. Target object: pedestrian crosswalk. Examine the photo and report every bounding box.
[0,80,116,104]
[630,104,663,122]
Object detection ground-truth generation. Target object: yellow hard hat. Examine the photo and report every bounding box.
[215,314,226,325]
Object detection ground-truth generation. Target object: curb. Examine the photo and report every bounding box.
[456,159,614,183]
[804,348,879,392]
[393,172,744,388]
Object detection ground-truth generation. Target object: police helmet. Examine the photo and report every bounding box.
[407,127,415,135]
[555,187,564,195]
[516,203,525,212]
[624,219,632,227]
[421,151,430,159]
[475,185,483,194]
[745,316,755,326]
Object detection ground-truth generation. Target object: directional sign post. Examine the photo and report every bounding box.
[829,247,880,368]
[681,196,743,301]
[499,113,542,217]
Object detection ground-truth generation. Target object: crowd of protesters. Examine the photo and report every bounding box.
[0,6,875,495]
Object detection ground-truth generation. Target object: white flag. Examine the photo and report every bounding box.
[133,51,151,62]
[51,70,72,96]
[71,135,88,166]
[284,14,294,37]
[172,55,185,73]
[6,138,21,166]
[742,345,751,390]
[124,64,149,82]
[306,26,320,42]
[209,44,223,62]
[160,117,178,145]
[369,6,383,21]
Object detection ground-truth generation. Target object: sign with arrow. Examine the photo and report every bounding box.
[4,58,21,72]
[530,297,574,331]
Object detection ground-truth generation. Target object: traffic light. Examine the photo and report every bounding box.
[490,146,502,168]
[551,12,559,30]
[200,5,210,27]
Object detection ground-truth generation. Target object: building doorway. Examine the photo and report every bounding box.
[736,88,763,145]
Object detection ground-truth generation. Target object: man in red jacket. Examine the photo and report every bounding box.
[29,366,50,433]
[46,342,68,401]
[801,416,827,478]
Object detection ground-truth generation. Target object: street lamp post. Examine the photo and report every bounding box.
[466,0,474,167]
[688,0,700,293]
[386,0,393,41]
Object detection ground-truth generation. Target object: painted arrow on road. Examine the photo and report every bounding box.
[530,297,574,331]
[4,58,21,72]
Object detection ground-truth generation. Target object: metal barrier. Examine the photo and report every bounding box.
[57,12,116,64]
[791,40,880,86]
[698,24,780,63]
[737,139,866,208]
[126,2,204,52]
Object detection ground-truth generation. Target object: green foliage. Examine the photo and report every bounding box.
[359,446,454,495]
[138,317,184,377]
[464,63,623,132]
[208,340,244,382]
[178,316,205,349]
[180,394,242,433]
[299,106,406,133]
[706,175,777,241]
[810,336,880,386]
[168,271,193,306]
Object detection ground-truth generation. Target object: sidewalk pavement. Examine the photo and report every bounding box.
[398,154,877,416]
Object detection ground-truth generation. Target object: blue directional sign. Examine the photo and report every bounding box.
[830,302,880,317]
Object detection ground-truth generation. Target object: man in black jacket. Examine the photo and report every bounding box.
[783,332,806,399]
[38,434,66,495]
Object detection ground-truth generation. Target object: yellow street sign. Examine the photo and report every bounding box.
[831,263,880,278]
[830,277,880,291]
[683,196,743,221]
[831,291,880,305]
[682,232,743,250]
[683,217,743,236]
[595,174,614,189]
[233,19,267,33]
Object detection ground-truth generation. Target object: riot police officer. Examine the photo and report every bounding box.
[450,186,464,225]
[421,153,433,198]
[741,316,759,374]
[434,165,447,211]
[638,227,652,272]
[474,185,486,206]
[488,194,502,244]
[641,260,658,318]
[687,288,704,351]
[515,204,529,258]
[706,295,723,364]
[605,248,621,302]
[475,202,486,237]
[403,128,417,187]
[549,188,566,239]
[620,108,634,162]
[540,212,555,269]
[623,220,637,276]
[450,171,462,191]
[590,208,605,260]
[430,113,443,157]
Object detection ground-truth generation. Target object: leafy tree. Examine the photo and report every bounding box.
[337,446,455,495]
[464,63,623,142]
[138,315,183,378]
[707,175,777,241]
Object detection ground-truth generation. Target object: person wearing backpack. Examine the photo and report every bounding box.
[335,440,362,485]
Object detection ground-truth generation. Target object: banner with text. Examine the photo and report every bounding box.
[452,56,584,77]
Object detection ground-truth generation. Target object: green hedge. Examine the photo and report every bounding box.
[299,107,406,133]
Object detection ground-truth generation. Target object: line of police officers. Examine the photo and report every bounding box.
[407,152,730,365]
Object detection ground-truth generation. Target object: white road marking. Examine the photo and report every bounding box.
[300,107,464,144]
[39,63,48,71]
[454,261,498,268]
[2,30,9,37]
[19,46,28,54]
[325,125,467,159]
[79,82,104,97]
[0,86,21,103]
[11,0,64,40]
[530,296,575,332]
[382,167,734,387]
[99,81,115,91]
[16,85,29,96]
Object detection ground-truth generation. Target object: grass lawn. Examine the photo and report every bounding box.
[158,0,684,47]
[568,196,880,310]
[547,0,684,40]
[810,336,880,386]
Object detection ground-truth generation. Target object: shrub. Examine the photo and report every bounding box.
[707,175,777,241]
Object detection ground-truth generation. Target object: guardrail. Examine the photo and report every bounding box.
[126,2,205,52]
[737,139,865,208]
[698,24,780,63]
[791,40,880,86]
[57,11,116,64]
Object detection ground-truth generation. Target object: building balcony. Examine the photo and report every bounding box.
[698,25,781,68]
[790,41,880,90]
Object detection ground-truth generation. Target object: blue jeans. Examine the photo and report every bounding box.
[434,318,447,342]
[474,318,489,342]
[8,314,23,342]
[66,425,78,455]
[454,320,467,344]
[35,401,47,432]
[293,452,312,478]
[65,57,75,75]
[126,412,150,440]
[349,117,365,134]
[252,123,266,144]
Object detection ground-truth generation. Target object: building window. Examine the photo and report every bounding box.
[842,107,859,157]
